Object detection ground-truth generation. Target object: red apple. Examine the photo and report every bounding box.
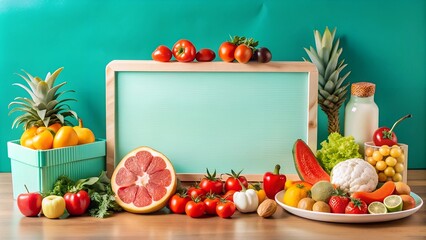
[17,185,42,217]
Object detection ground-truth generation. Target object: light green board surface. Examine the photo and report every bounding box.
[115,72,308,174]
[1,0,425,171]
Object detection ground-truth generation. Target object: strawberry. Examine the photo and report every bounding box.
[328,189,350,213]
[345,198,368,214]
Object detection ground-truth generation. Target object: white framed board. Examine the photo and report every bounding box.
[106,60,318,181]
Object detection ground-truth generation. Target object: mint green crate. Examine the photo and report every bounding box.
[7,139,106,199]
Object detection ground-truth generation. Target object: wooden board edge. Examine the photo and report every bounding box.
[105,63,116,177]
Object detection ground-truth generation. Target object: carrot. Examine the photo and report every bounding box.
[351,181,396,205]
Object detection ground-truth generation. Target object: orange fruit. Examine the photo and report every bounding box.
[111,146,177,213]
[400,194,416,210]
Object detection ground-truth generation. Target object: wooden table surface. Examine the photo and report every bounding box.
[1,171,425,240]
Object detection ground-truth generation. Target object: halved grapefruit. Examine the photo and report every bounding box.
[111,146,177,213]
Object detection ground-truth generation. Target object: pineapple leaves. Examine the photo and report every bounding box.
[45,67,64,88]
[304,47,324,75]
[9,67,78,129]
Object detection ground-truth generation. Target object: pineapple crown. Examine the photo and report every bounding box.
[8,67,78,129]
[303,27,350,112]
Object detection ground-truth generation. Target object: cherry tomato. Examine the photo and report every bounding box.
[218,42,237,62]
[168,193,191,214]
[63,190,90,216]
[152,45,172,62]
[196,48,216,62]
[199,169,223,195]
[345,198,368,214]
[185,199,205,218]
[222,190,236,202]
[203,194,220,215]
[187,186,206,200]
[172,39,196,62]
[216,200,236,218]
[225,169,248,192]
[234,44,252,64]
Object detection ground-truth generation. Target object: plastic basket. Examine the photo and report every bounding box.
[7,139,106,199]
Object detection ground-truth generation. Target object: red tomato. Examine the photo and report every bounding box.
[203,195,220,215]
[218,42,237,62]
[345,198,368,214]
[199,169,223,195]
[222,190,236,202]
[185,200,205,218]
[225,169,248,192]
[63,190,90,216]
[172,39,196,62]
[187,186,206,200]
[328,195,350,214]
[196,48,216,62]
[152,45,172,62]
[234,44,252,64]
[216,200,236,218]
[168,193,191,214]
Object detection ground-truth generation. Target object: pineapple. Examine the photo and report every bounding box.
[304,27,350,134]
[8,67,78,130]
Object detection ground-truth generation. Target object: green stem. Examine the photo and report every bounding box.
[273,164,281,175]
[389,114,412,134]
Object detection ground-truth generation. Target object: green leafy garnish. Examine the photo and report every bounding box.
[45,171,122,218]
[316,132,362,174]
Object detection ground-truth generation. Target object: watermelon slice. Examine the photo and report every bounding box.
[293,139,330,185]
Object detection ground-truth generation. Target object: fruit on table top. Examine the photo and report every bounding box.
[111,146,177,213]
[17,185,43,217]
[310,180,335,202]
[304,27,350,134]
[42,195,66,219]
[9,67,78,130]
[330,158,378,194]
[293,139,330,185]
[257,199,277,218]
[73,118,95,144]
[373,114,412,146]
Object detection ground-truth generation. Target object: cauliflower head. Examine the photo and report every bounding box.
[330,158,378,193]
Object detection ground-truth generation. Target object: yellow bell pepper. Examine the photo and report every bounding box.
[20,126,54,150]
[73,119,95,144]
[249,183,266,203]
[53,126,79,148]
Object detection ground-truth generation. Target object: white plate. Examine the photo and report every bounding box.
[275,190,423,223]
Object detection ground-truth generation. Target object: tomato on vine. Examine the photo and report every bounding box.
[203,193,220,215]
[199,169,223,195]
[225,169,248,192]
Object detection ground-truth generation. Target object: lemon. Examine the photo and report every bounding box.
[384,195,403,212]
[368,201,388,214]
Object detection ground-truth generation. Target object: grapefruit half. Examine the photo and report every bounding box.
[111,146,177,213]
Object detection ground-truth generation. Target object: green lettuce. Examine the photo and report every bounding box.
[316,132,362,174]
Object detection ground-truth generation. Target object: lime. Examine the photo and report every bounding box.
[368,201,388,214]
[384,195,403,212]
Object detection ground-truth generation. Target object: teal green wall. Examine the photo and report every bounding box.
[1,0,425,171]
